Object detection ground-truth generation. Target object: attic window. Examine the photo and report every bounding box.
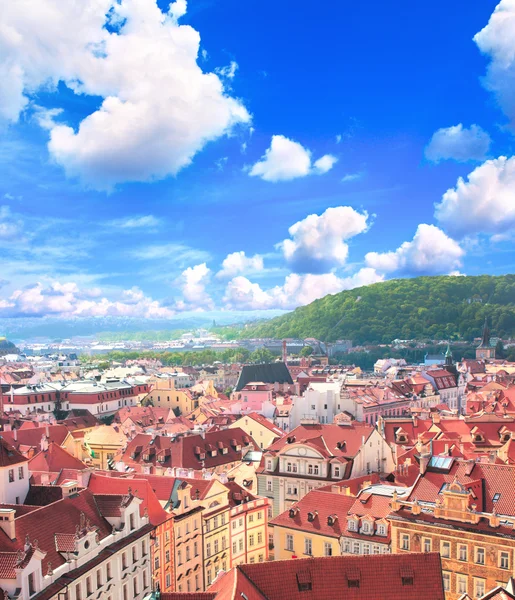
[327,515,338,526]
[402,577,414,586]
[307,511,317,522]
[493,493,501,502]
[346,571,361,589]
[296,571,312,592]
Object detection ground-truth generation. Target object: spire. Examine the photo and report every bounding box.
[479,316,491,348]
[445,344,453,367]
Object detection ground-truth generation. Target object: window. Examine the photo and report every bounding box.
[207,570,212,586]
[457,575,467,595]
[96,570,101,589]
[493,493,501,502]
[441,541,451,558]
[400,534,410,551]
[206,543,211,557]
[122,553,128,570]
[132,546,137,563]
[18,467,24,480]
[165,574,171,588]
[194,541,198,556]
[475,547,485,565]
[500,551,510,570]
[186,546,190,561]
[107,562,112,580]
[249,514,254,523]
[266,479,273,492]
[353,542,360,554]
[257,511,263,520]
[214,539,219,554]
[423,538,431,553]
[304,538,312,555]
[333,466,340,478]
[133,577,138,596]
[123,585,128,600]
[377,523,387,536]
[267,460,272,470]
[141,540,147,556]
[474,579,485,598]
[239,538,244,552]
[286,534,294,551]
[86,577,92,597]
[442,572,450,592]
[348,519,358,532]
[143,570,148,590]
[259,554,264,562]
[213,516,218,529]
[362,521,370,534]
[28,572,36,597]
[154,557,159,570]
[458,544,468,561]
[232,541,237,554]
[249,535,255,547]
[129,513,135,531]
[177,550,182,565]
[165,550,170,563]
[8,469,14,483]
[287,462,292,472]
[195,574,199,591]
[257,532,263,544]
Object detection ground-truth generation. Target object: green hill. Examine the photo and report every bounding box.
[240,275,515,345]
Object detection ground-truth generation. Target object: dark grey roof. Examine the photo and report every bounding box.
[235,362,293,391]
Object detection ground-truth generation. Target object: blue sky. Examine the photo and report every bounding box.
[0,0,514,322]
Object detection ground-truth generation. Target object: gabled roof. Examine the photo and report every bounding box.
[1,424,70,452]
[235,362,293,391]
[209,553,445,600]
[0,436,28,467]
[265,423,375,459]
[29,442,88,472]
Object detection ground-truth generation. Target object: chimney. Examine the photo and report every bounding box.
[13,428,17,442]
[61,481,79,498]
[419,453,430,475]
[0,509,16,540]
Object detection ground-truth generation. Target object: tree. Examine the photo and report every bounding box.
[496,340,506,359]
[250,348,275,363]
[300,346,314,357]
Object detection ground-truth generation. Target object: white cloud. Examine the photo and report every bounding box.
[216,251,264,278]
[1,0,250,189]
[175,263,213,311]
[336,134,342,144]
[341,172,363,183]
[0,281,174,318]
[109,215,161,229]
[474,0,515,128]
[280,206,369,273]
[434,156,515,237]
[424,124,491,163]
[0,205,23,240]
[365,224,464,275]
[215,61,238,80]
[313,154,338,173]
[249,135,337,182]
[223,268,383,311]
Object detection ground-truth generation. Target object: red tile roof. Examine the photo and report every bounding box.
[270,489,356,538]
[28,442,88,472]
[209,553,445,600]
[1,424,70,452]
[0,436,28,466]
[88,473,169,526]
[265,423,375,459]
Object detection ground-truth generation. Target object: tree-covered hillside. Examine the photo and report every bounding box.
[239,275,515,344]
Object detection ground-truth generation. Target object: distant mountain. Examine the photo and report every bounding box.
[239,275,515,345]
[0,310,286,342]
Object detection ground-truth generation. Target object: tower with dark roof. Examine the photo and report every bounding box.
[476,317,496,360]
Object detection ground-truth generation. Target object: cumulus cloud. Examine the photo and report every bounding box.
[249,135,337,182]
[365,224,464,275]
[175,263,214,311]
[474,0,515,128]
[216,251,264,279]
[280,206,369,273]
[223,268,383,311]
[0,0,250,189]
[434,156,515,238]
[0,281,174,318]
[424,124,491,163]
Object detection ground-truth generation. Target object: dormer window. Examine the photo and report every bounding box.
[307,511,318,522]
[266,460,273,471]
[327,515,338,526]
[129,513,136,531]
[348,518,358,532]
[333,466,341,478]
[361,521,371,534]
[377,523,387,536]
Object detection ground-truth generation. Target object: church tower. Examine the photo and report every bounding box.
[476,317,496,360]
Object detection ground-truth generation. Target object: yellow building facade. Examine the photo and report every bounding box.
[229,413,284,450]
[83,425,128,469]
[146,377,198,416]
